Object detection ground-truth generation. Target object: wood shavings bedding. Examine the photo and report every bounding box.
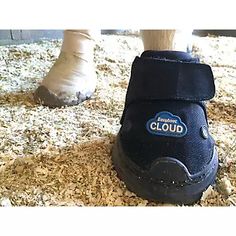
[0,35,235,206]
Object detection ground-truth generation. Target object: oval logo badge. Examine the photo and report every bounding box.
[146,111,187,138]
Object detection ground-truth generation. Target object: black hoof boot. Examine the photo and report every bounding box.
[112,51,218,205]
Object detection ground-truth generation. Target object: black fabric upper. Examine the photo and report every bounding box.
[123,52,215,112]
[119,51,216,174]
[141,50,200,62]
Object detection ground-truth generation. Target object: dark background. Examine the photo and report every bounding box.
[0,30,236,45]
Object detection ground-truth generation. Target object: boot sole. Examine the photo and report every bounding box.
[112,134,218,205]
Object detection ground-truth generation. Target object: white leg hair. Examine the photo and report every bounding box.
[140,30,193,51]
[35,30,98,106]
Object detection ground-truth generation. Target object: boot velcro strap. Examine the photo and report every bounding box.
[125,56,215,107]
